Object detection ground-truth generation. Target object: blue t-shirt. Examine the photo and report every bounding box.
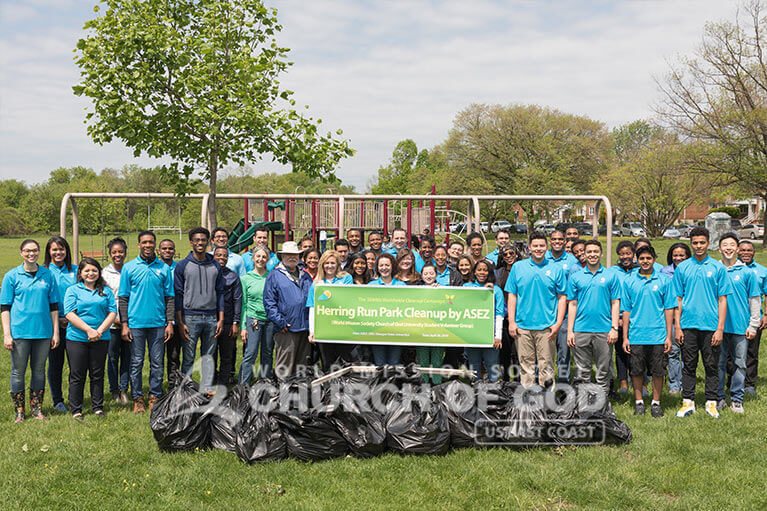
[48,263,77,318]
[566,265,621,333]
[414,252,434,273]
[485,248,499,266]
[435,266,452,286]
[607,264,635,286]
[306,274,354,307]
[463,282,505,318]
[243,250,279,273]
[504,258,566,330]
[210,250,246,277]
[0,265,58,339]
[63,282,117,342]
[369,277,406,286]
[673,255,733,331]
[117,256,175,328]
[545,250,578,276]
[744,260,767,313]
[724,263,760,335]
[621,270,677,345]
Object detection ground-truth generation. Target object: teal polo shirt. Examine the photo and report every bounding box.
[369,277,406,286]
[673,255,733,331]
[63,282,117,342]
[546,250,578,276]
[744,260,767,312]
[414,252,435,273]
[48,263,77,318]
[463,282,505,318]
[567,265,621,333]
[504,258,566,330]
[724,263,760,335]
[435,266,452,286]
[621,270,677,345]
[117,256,174,328]
[306,274,353,307]
[0,264,58,339]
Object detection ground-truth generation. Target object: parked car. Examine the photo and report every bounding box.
[491,220,512,233]
[676,223,694,238]
[731,218,743,231]
[449,222,465,233]
[598,225,622,236]
[538,224,555,235]
[620,222,646,237]
[513,224,528,234]
[662,227,681,239]
[574,222,593,235]
[480,222,489,233]
[739,224,764,240]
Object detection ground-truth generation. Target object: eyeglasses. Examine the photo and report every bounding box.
[21,249,39,254]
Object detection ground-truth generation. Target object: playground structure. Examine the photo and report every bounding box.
[60,192,614,265]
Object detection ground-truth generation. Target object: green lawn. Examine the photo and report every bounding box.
[1,235,767,510]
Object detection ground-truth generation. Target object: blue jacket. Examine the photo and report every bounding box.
[263,263,313,332]
[221,267,243,324]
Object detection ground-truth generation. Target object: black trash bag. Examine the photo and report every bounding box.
[210,383,251,452]
[235,409,287,463]
[385,389,450,455]
[274,405,348,461]
[371,364,423,407]
[433,380,478,448]
[150,371,213,452]
[331,394,386,458]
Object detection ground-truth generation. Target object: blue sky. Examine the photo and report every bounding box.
[0,0,739,191]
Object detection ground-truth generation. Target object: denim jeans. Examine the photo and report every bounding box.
[107,329,131,393]
[10,339,50,393]
[181,314,218,391]
[667,326,682,392]
[556,321,571,383]
[371,345,402,366]
[464,347,500,381]
[718,333,747,403]
[130,327,165,399]
[239,318,275,383]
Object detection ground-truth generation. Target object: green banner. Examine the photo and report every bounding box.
[313,284,495,347]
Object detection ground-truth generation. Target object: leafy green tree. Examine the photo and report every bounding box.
[73,0,353,229]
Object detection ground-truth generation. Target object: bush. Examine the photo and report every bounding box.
[708,206,742,218]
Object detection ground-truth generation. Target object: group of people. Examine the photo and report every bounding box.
[2,223,762,423]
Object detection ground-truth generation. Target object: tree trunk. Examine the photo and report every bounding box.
[207,150,219,231]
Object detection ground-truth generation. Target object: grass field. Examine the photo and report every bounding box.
[1,235,767,510]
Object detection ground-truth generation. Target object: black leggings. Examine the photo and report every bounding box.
[66,340,108,414]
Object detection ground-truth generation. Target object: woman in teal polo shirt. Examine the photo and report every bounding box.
[63,257,117,420]
[369,253,406,366]
[44,235,77,413]
[463,259,504,381]
[1,239,60,422]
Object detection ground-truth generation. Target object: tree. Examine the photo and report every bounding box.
[73,0,353,230]
[599,123,720,236]
[656,0,767,244]
[369,139,422,195]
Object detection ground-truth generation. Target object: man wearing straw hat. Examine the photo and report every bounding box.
[263,241,314,376]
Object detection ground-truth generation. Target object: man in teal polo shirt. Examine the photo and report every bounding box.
[486,229,511,266]
[566,240,621,396]
[548,229,578,384]
[506,231,567,388]
[118,231,175,414]
[717,233,760,414]
[621,245,676,417]
[243,227,279,273]
[673,226,732,418]
[738,240,766,395]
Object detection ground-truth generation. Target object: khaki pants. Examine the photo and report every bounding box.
[516,328,556,387]
[274,330,311,377]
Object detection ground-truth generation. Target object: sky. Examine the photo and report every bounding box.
[0,0,741,191]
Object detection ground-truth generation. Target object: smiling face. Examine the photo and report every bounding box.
[433,247,448,268]
[449,243,464,260]
[529,238,547,262]
[398,254,414,273]
[618,247,635,268]
[336,245,349,262]
[212,230,228,248]
[458,258,472,276]
[637,252,655,272]
[392,230,407,250]
[469,237,483,258]
[368,233,382,250]
[254,230,269,248]
[305,251,319,270]
[738,243,754,265]
[421,266,437,284]
[49,242,67,264]
[365,252,376,270]
[213,247,229,267]
[377,258,392,278]
[474,262,489,284]
[353,257,367,276]
[110,243,126,266]
[496,231,509,248]
[565,227,579,241]
[80,263,100,284]
[572,243,586,265]
[138,234,156,260]
[719,237,738,260]
[323,257,338,279]
[690,235,709,258]
[190,232,208,255]
[584,244,602,267]
[420,240,434,261]
[158,240,175,263]
[282,253,299,270]
[549,231,565,253]
[252,249,268,270]
[20,241,39,265]
[347,230,361,248]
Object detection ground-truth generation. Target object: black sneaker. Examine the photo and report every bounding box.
[650,403,664,418]
[634,402,645,415]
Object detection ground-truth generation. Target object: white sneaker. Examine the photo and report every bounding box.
[705,400,720,418]
[676,399,695,417]
[731,401,744,414]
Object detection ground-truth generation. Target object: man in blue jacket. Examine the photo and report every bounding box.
[263,241,313,377]
[174,227,224,394]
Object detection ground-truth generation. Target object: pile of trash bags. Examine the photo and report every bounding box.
[151,366,631,464]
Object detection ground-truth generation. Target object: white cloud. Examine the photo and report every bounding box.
[0,0,742,191]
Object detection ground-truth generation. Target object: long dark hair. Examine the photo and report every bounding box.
[44,236,73,272]
[77,257,107,296]
[348,252,371,285]
[666,243,692,267]
[473,259,496,285]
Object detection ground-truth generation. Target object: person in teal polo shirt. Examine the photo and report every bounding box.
[463,260,504,381]
[307,250,354,370]
[1,239,60,422]
[64,258,117,420]
[547,229,578,385]
[566,240,621,397]
[505,232,567,388]
[717,233,761,414]
[118,231,175,414]
[609,240,638,395]
[414,236,435,273]
[210,228,246,277]
[673,226,732,419]
[44,235,77,413]
[621,245,676,418]
[157,238,183,388]
[243,227,280,273]
[368,253,407,365]
[737,239,766,395]
[485,229,511,266]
